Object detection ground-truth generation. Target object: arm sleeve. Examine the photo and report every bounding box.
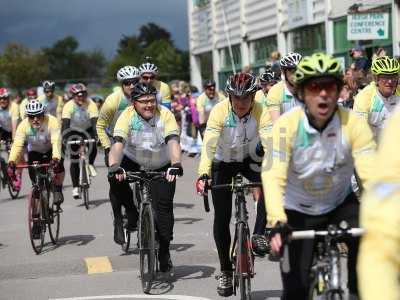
[349,114,377,185]
[113,109,130,141]
[197,106,224,177]
[163,109,180,138]
[61,101,72,119]
[96,95,117,149]
[8,122,27,162]
[49,117,62,160]
[261,115,293,226]
[10,103,19,122]
[56,96,64,120]
[353,87,372,119]
[88,101,99,118]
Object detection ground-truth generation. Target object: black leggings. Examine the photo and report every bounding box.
[211,158,263,271]
[64,128,97,187]
[109,156,176,253]
[281,193,360,300]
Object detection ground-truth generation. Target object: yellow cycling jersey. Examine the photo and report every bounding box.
[37,94,64,119]
[254,89,267,104]
[153,80,171,106]
[196,91,226,124]
[261,106,376,226]
[113,106,180,170]
[354,83,400,141]
[9,114,61,162]
[97,89,130,149]
[265,81,302,113]
[358,107,400,300]
[198,99,272,177]
[62,99,99,130]
[0,102,19,133]
[19,98,28,120]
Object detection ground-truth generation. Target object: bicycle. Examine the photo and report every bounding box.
[0,140,20,199]
[18,161,61,254]
[282,223,364,300]
[204,173,261,300]
[67,138,96,209]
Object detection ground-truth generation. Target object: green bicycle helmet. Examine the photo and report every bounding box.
[294,53,342,86]
[371,56,400,75]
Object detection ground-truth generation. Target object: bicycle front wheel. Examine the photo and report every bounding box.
[7,181,20,199]
[48,189,60,244]
[139,203,156,294]
[80,160,90,209]
[28,187,45,254]
[235,222,252,300]
[308,275,330,300]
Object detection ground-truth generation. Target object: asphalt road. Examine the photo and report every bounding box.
[0,153,282,300]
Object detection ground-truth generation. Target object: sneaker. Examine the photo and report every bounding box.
[251,234,269,256]
[53,191,64,205]
[72,187,80,199]
[216,271,233,297]
[159,251,173,273]
[114,220,125,245]
[32,221,41,239]
[88,164,97,177]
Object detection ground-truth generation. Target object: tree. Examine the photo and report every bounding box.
[138,23,172,48]
[0,43,49,92]
[43,36,106,81]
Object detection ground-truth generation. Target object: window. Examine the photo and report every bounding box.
[253,36,277,65]
[193,0,210,8]
[198,52,213,81]
[221,44,241,70]
[292,23,325,56]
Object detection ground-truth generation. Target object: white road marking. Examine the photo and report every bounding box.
[49,294,212,300]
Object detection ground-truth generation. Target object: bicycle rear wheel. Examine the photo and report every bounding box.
[48,188,60,244]
[28,187,45,254]
[139,203,156,294]
[308,276,330,300]
[235,222,252,300]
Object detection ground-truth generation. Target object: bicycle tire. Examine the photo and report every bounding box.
[7,181,20,199]
[121,209,131,253]
[48,187,60,244]
[81,160,90,209]
[139,203,156,294]
[236,222,252,300]
[28,187,45,254]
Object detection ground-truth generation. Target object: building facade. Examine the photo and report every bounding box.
[188,0,400,90]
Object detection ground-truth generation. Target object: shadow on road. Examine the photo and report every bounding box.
[174,217,202,224]
[172,264,216,281]
[173,202,195,209]
[121,243,195,256]
[170,243,195,252]
[251,289,282,299]
[40,234,96,254]
[77,198,109,209]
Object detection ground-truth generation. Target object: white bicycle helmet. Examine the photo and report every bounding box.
[42,80,55,91]
[280,52,302,69]
[139,62,158,75]
[25,99,45,116]
[116,66,140,82]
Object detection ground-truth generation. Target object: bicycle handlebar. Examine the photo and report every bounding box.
[17,163,51,169]
[211,182,262,190]
[67,139,96,145]
[125,171,166,183]
[290,228,364,240]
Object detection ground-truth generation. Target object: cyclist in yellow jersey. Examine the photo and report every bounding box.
[358,107,400,300]
[196,79,226,137]
[353,56,400,142]
[0,88,19,139]
[19,88,38,120]
[37,81,64,120]
[108,82,182,272]
[62,83,98,199]
[8,100,65,208]
[263,53,376,300]
[139,60,172,110]
[97,66,140,166]
[266,52,303,121]
[255,69,281,104]
[196,73,272,297]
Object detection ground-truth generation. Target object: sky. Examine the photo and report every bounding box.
[0,0,189,59]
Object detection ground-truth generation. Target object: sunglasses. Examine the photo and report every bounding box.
[0,97,9,100]
[74,92,87,97]
[28,114,44,120]
[378,75,399,83]
[135,98,156,105]
[123,79,138,86]
[44,89,54,93]
[142,75,155,81]
[304,78,338,94]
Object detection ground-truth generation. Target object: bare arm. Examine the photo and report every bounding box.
[108,140,124,167]
[167,138,181,165]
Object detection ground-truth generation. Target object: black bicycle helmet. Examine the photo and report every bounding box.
[131,82,157,101]
[225,73,258,97]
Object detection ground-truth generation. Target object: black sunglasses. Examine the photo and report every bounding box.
[123,79,138,86]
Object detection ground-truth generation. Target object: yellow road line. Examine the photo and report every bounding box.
[84,256,113,274]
